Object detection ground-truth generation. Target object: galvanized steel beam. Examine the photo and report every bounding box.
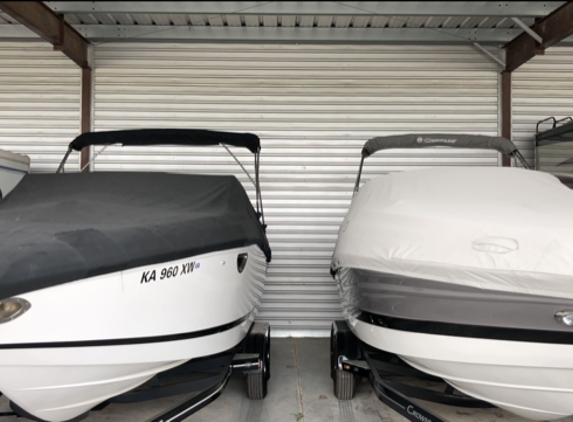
[66,26,526,44]
[0,25,34,38]
[510,17,543,43]
[7,24,573,45]
[3,23,573,45]
[44,1,564,17]
[0,1,89,68]
[473,43,505,67]
[505,1,573,71]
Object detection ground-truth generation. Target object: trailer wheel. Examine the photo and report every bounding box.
[246,371,266,400]
[246,323,270,400]
[331,321,357,400]
[334,368,356,400]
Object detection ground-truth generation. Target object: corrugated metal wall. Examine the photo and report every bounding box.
[0,42,81,172]
[513,47,573,168]
[93,43,500,336]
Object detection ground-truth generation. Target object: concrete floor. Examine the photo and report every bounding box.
[0,338,571,422]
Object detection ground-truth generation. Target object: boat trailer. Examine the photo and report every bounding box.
[0,322,270,422]
[331,320,493,422]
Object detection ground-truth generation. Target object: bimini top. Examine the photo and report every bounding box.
[70,128,261,154]
[333,166,573,299]
[362,133,518,157]
[0,172,271,299]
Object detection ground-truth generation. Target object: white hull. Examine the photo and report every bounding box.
[349,316,573,421]
[0,245,267,422]
[0,149,29,199]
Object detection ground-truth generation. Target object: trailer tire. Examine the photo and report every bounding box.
[331,321,358,399]
[246,323,270,400]
[334,369,356,400]
[246,372,266,400]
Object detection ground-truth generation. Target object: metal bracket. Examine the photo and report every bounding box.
[339,355,370,372]
[231,353,261,372]
[511,17,543,44]
[473,42,505,67]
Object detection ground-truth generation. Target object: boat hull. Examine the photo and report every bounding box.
[337,267,573,421]
[0,149,29,199]
[0,245,267,422]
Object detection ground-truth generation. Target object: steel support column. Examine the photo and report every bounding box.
[501,71,512,167]
[80,67,92,172]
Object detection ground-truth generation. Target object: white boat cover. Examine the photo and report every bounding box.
[332,167,573,299]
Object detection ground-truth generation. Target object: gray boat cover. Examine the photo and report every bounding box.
[0,172,271,299]
[333,167,573,300]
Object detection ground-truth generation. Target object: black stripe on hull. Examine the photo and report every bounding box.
[0,314,252,349]
[358,311,573,345]
[0,164,27,174]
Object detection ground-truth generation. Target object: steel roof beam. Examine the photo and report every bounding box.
[4,24,573,45]
[44,1,564,18]
[0,1,89,68]
[3,24,573,45]
[505,1,573,71]
[473,43,505,67]
[0,25,528,44]
[510,17,543,43]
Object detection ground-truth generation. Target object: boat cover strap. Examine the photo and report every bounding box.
[0,172,271,299]
[69,129,261,154]
[362,134,517,157]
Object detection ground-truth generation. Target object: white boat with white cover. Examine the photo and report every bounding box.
[0,148,29,199]
[332,134,573,421]
[0,129,271,422]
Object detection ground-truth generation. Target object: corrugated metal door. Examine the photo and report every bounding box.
[0,42,81,172]
[93,43,500,336]
[513,46,573,168]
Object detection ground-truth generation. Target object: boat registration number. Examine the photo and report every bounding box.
[140,261,198,284]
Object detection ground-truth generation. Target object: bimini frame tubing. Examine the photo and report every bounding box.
[353,133,530,195]
[56,129,266,227]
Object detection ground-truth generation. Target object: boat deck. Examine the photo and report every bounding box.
[0,338,565,422]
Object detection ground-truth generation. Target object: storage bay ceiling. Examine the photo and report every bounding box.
[0,2,568,44]
[0,1,571,336]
